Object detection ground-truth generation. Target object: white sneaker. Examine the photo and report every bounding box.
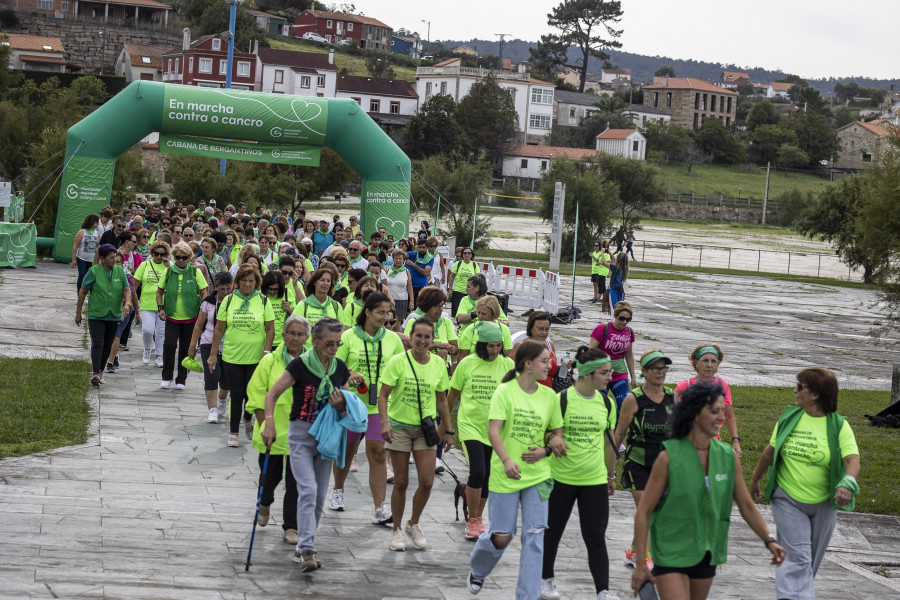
[227,435,239,448]
[142,348,151,365]
[217,397,228,421]
[389,528,406,551]
[349,453,359,472]
[329,488,345,511]
[597,591,621,600]
[372,501,393,525]
[155,356,163,368]
[159,380,171,389]
[541,577,560,600]
[405,521,427,549]
[409,454,415,464]
[467,572,484,595]
[435,458,445,474]
[207,408,218,423]
[175,383,185,391]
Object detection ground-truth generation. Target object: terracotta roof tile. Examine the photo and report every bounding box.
[596,128,638,140]
[353,14,391,29]
[508,145,602,161]
[434,58,460,67]
[722,70,749,81]
[18,54,67,65]
[837,119,898,137]
[257,47,338,71]
[645,77,736,95]
[769,81,793,92]
[305,9,361,22]
[123,43,168,69]
[2,33,65,53]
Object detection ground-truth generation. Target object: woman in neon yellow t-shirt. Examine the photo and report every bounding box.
[134,240,170,367]
[455,295,512,364]
[448,246,477,316]
[333,290,405,524]
[378,318,452,552]
[750,368,860,600]
[541,345,618,600]
[403,286,458,362]
[298,268,344,348]
[447,321,513,541]
[466,341,567,598]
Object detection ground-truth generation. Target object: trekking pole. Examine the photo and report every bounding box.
[245,445,270,571]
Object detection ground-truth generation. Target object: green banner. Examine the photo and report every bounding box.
[158,134,321,166]
[0,222,37,267]
[162,87,328,145]
[55,155,115,262]
[363,181,411,241]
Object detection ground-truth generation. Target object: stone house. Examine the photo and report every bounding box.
[553,89,610,127]
[833,120,898,169]
[642,76,737,130]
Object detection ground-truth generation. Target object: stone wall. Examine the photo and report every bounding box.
[8,15,181,74]
[834,123,884,169]
[643,201,778,225]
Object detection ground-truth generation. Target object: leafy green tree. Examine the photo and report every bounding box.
[832,105,856,128]
[695,117,746,164]
[580,110,633,146]
[177,0,268,52]
[0,39,22,98]
[641,120,691,161]
[777,144,809,169]
[746,100,778,131]
[527,36,570,84]
[456,74,519,163]
[597,154,664,231]
[780,110,840,165]
[749,124,797,163]
[788,83,827,115]
[654,65,676,77]
[538,0,624,93]
[365,53,396,79]
[401,94,466,159]
[594,94,626,113]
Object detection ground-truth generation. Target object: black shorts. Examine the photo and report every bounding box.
[591,273,602,284]
[621,460,651,491]
[653,551,716,579]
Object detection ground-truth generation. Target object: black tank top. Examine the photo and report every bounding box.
[624,386,674,467]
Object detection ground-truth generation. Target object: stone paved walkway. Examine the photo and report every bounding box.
[1,262,898,599]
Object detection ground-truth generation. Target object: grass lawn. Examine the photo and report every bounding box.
[727,386,897,516]
[654,162,832,198]
[0,358,93,459]
[267,38,418,82]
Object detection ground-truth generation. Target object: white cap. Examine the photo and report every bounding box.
[209,199,216,206]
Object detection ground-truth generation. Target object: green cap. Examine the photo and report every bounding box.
[181,356,203,373]
[475,321,503,343]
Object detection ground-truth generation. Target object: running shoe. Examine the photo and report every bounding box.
[597,591,621,600]
[435,458,445,474]
[349,453,359,472]
[389,528,406,551]
[624,547,637,568]
[467,572,484,595]
[372,501,393,525]
[90,373,101,386]
[283,529,298,545]
[98,372,104,384]
[106,361,116,372]
[258,504,269,527]
[405,521,427,549]
[541,578,560,599]
[329,488,345,511]
[155,356,163,368]
[207,408,218,423]
[175,383,185,391]
[143,349,151,365]
[119,346,127,352]
[227,435,239,448]
[293,550,319,572]
[465,517,484,541]
[159,380,171,389]
[113,356,119,368]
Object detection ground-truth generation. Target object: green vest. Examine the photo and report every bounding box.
[650,437,735,567]
[87,264,126,321]
[162,266,201,318]
[765,406,851,511]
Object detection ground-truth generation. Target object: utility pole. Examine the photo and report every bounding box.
[220,0,239,178]
[495,33,509,70]
[761,161,771,224]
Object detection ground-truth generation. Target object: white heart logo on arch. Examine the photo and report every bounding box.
[364,181,410,240]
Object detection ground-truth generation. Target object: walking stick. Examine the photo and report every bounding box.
[245,445,270,571]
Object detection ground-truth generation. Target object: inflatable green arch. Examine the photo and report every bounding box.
[53,80,411,262]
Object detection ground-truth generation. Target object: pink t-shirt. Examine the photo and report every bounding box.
[590,322,634,382]
[199,299,222,350]
[675,377,733,438]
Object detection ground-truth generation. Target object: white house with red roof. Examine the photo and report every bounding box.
[595,128,646,159]
[336,74,419,139]
[501,145,602,180]
[767,81,793,99]
[416,58,556,144]
[115,43,168,82]
[254,47,339,96]
[2,33,70,73]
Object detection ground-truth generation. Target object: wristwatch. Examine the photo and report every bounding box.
[444,430,455,436]
[763,534,777,547]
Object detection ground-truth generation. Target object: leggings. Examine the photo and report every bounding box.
[88,318,118,373]
[258,453,298,531]
[162,320,194,384]
[76,258,91,293]
[542,481,610,593]
[141,309,165,356]
[608,378,631,413]
[463,439,492,498]
[222,361,257,434]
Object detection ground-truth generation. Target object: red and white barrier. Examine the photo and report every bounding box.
[475,261,497,291]
[543,271,560,315]
[494,265,545,310]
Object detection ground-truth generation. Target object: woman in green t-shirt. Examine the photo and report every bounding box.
[447,321,513,541]
[209,264,276,448]
[134,241,170,367]
[262,270,296,348]
[750,368,860,600]
[332,291,405,524]
[466,341,567,598]
[541,346,618,600]
[378,318,453,553]
[455,274,508,332]
[632,381,785,600]
[298,268,344,346]
[454,295,512,364]
[590,240,611,304]
[448,246,477,316]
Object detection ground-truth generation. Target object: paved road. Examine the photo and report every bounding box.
[1,262,898,599]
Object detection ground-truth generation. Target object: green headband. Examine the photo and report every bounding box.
[474,320,503,343]
[575,356,611,377]
[640,351,670,369]
[694,345,720,360]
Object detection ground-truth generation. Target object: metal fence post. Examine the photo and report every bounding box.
[699,246,703,268]
[641,242,645,262]
[727,248,731,270]
[670,244,674,265]
[818,255,821,278]
[787,252,791,274]
[757,251,761,272]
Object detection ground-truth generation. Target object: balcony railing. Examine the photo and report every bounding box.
[416,66,529,81]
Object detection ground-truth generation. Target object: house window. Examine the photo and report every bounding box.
[301,76,311,88]
[711,95,717,112]
[237,61,250,77]
[520,159,528,168]
[141,56,151,64]
[348,22,354,31]
[633,140,639,152]
[390,101,400,114]
[188,57,194,73]
[317,75,325,87]
[694,93,700,109]
[61,1,69,10]
[274,69,284,84]
[727,97,732,113]
[37,0,52,9]
[540,160,548,171]
[425,82,432,96]
[862,152,872,162]
[702,94,707,110]
[693,113,699,130]
[652,92,659,108]
[168,59,172,72]
[666,92,672,108]
[325,35,332,43]
[528,114,551,129]
[508,88,516,101]
[212,38,221,51]
[440,82,447,95]
[726,116,731,127]
[175,58,180,73]
[326,19,333,28]
[219,60,227,75]
[569,108,576,118]
[370,99,380,112]
[351,97,361,105]
[530,88,553,104]
[368,25,373,36]
[199,58,212,74]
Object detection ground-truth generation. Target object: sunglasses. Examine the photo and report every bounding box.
[265,286,279,293]
[174,230,182,234]
[153,251,167,257]
[349,248,360,252]
[115,225,125,229]
[162,222,171,226]
[336,264,347,268]
[428,244,437,248]
[183,233,195,238]
[174,255,190,260]
[593,244,600,247]
[647,366,669,373]
[140,234,150,239]
[617,316,632,322]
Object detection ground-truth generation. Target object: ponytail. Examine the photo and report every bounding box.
[503,340,544,383]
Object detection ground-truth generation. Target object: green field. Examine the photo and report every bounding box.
[267,37,418,82]
[0,358,93,458]
[653,162,832,198]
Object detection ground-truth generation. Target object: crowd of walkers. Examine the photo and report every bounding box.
[74,198,862,600]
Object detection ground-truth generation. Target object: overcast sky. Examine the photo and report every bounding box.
[356,0,897,80]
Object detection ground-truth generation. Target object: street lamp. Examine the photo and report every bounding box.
[220,0,241,177]
[421,19,430,52]
[98,30,104,75]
